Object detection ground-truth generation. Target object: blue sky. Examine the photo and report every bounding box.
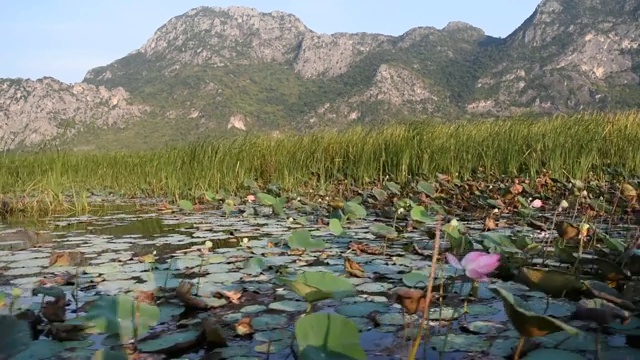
[0,0,541,83]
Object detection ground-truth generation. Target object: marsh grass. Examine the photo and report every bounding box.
[1,111,640,210]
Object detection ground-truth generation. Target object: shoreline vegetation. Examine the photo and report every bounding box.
[1,111,640,218]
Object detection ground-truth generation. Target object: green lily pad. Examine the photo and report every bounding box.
[254,329,293,342]
[344,201,367,219]
[137,330,200,352]
[251,314,289,331]
[369,224,397,239]
[277,271,356,303]
[12,340,68,360]
[523,348,584,360]
[0,315,33,358]
[430,334,491,352]
[254,339,289,354]
[288,229,326,250]
[84,294,160,340]
[295,312,366,360]
[241,305,267,314]
[375,312,411,326]
[335,302,390,317]
[490,286,581,338]
[489,337,520,357]
[243,256,267,275]
[410,206,435,223]
[329,218,346,236]
[268,300,308,312]
[402,271,429,287]
[355,282,393,293]
[467,321,507,335]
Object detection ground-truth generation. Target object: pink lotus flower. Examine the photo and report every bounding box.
[445,251,500,282]
[530,199,543,208]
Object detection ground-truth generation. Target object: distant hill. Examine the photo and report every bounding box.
[1,0,639,150]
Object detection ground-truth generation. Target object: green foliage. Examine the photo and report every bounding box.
[295,312,367,360]
[277,271,357,303]
[1,112,640,200]
[83,294,160,341]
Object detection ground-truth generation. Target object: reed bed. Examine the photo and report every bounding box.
[1,111,639,202]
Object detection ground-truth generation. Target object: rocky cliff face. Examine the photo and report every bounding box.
[469,0,640,113]
[1,1,639,150]
[0,77,147,149]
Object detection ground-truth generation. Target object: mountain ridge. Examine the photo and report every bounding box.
[1,0,639,150]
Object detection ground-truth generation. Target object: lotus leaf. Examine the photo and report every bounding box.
[84,294,160,340]
[268,300,308,312]
[523,348,584,360]
[335,302,389,317]
[243,256,267,275]
[344,201,367,219]
[329,218,346,236]
[0,315,33,357]
[430,334,491,352]
[369,224,397,239]
[490,286,581,338]
[410,206,434,223]
[517,267,584,297]
[295,312,366,360]
[278,271,356,303]
[251,314,289,331]
[288,229,326,250]
[137,329,200,352]
[254,339,289,354]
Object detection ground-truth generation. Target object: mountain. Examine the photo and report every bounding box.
[1,0,639,150]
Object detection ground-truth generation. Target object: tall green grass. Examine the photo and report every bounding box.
[2,111,640,200]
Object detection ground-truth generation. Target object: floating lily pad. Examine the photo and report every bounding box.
[254,339,289,354]
[467,321,507,335]
[523,348,584,360]
[295,312,366,360]
[0,315,33,357]
[251,314,289,331]
[430,334,491,352]
[288,229,326,250]
[355,282,393,293]
[269,300,308,312]
[254,329,293,342]
[241,305,267,314]
[243,256,267,275]
[335,302,390,317]
[490,286,581,338]
[137,329,200,352]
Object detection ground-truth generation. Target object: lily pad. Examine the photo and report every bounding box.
[288,229,326,250]
[0,315,33,358]
[254,339,289,354]
[490,285,581,338]
[268,300,308,312]
[335,302,390,317]
[430,334,490,352]
[242,256,267,275]
[137,330,200,352]
[277,271,356,303]
[523,348,584,360]
[84,294,160,340]
[295,312,366,360]
[251,314,289,331]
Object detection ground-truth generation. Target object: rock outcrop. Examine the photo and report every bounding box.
[0,77,147,148]
[1,1,640,150]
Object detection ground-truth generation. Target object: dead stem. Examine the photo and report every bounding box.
[407,216,442,360]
